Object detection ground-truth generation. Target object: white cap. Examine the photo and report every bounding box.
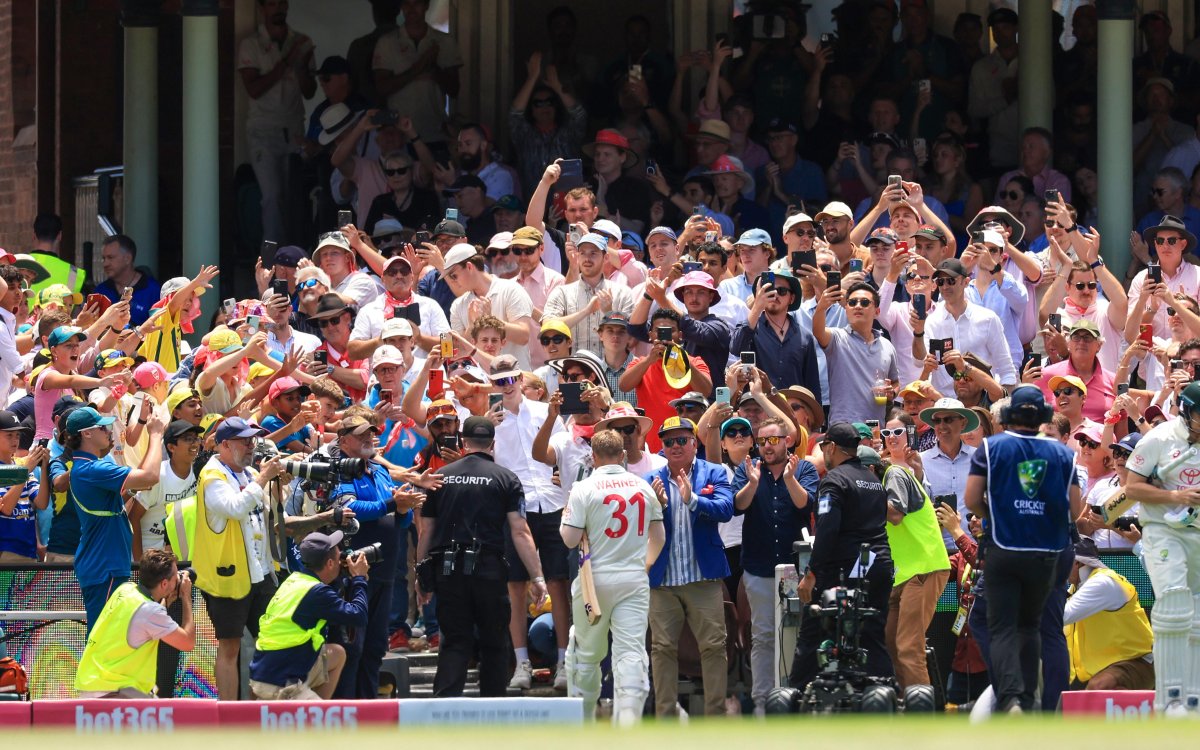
[380,317,414,339]
[981,229,1005,249]
[782,213,815,237]
[313,231,352,259]
[372,344,405,369]
[488,232,514,250]
[440,243,478,276]
[592,219,622,241]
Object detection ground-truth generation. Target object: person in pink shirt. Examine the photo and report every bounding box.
[1035,319,1115,424]
[511,226,565,368]
[32,326,129,441]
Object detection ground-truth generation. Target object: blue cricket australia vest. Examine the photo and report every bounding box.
[983,431,1075,552]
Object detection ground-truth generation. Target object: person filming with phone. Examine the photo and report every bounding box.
[74,548,196,699]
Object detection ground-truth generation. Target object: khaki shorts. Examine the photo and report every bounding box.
[1089,656,1155,691]
[43,552,75,563]
[250,645,330,700]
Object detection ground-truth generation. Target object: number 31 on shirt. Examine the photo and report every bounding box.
[604,492,646,538]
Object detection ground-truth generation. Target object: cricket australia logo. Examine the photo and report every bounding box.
[1018,459,1047,498]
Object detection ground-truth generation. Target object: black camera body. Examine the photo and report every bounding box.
[342,542,383,565]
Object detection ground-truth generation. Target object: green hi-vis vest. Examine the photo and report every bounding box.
[74,583,158,694]
[164,497,197,562]
[28,252,85,307]
[255,572,325,653]
[883,465,951,585]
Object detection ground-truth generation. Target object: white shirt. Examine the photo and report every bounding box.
[968,50,1020,166]
[135,462,197,552]
[201,457,272,584]
[563,464,662,580]
[549,428,594,495]
[1127,262,1200,339]
[351,292,450,352]
[1063,566,1136,626]
[920,301,1017,393]
[493,398,567,512]
[372,26,463,142]
[0,308,21,408]
[448,276,535,369]
[237,25,313,131]
[334,270,381,308]
[1127,416,1200,528]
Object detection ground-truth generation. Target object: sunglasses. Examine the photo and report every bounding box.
[1072,281,1098,290]
[1155,236,1183,246]
[907,273,932,282]
[772,287,793,296]
[880,427,906,438]
[846,298,873,308]
[1053,387,1081,397]
[662,436,691,448]
[1069,332,1098,342]
[490,376,519,387]
[384,265,412,277]
[509,246,537,256]
[316,315,347,328]
[298,279,323,290]
[428,407,457,420]
[383,166,411,176]
[930,415,964,425]
[1077,437,1100,449]
[755,435,784,446]
[722,427,752,438]
[487,247,513,257]
[1044,220,1059,228]
[1003,190,1023,200]
[540,334,569,346]
[935,277,959,287]
[791,229,818,238]
[561,371,589,383]
[609,423,639,435]
[532,98,555,107]
[1112,447,1132,460]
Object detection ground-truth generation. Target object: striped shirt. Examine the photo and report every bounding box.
[543,278,637,358]
[603,351,638,407]
[662,474,704,587]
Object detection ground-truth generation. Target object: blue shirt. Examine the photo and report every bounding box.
[417,269,456,318]
[249,572,369,687]
[730,312,822,404]
[334,460,412,582]
[0,474,41,559]
[69,451,133,587]
[733,458,819,577]
[965,272,1028,369]
[368,385,428,469]
[95,272,162,327]
[261,415,312,453]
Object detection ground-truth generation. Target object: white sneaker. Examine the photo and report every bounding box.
[553,660,568,690]
[509,660,532,690]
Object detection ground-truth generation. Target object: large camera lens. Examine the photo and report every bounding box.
[282,459,333,482]
[343,542,382,565]
[332,457,367,479]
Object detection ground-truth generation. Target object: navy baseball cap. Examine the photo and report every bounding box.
[299,530,344,568]
[275,245,307,268]
[214,416,267,443]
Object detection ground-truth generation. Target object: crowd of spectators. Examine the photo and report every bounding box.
[0,0,1189,717]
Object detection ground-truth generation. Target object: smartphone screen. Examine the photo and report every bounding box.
[488,392,503,411]
[445,208,459,222]
[559,382,588,415]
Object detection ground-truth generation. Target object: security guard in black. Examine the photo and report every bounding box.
[790,423,894,689]
[417,416,547,698]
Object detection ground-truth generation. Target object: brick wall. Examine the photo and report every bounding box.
[0,0,41,252]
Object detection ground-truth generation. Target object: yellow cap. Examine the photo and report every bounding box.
[37,283,84,308]
[1048,374,1088,396]
[166,387,199,415]
[247,362,275,381]
[207,328,243,354]
[540,318,572,339]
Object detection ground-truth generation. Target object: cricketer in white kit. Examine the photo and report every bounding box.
[1125,382,1200,716]
[559,429,665,725]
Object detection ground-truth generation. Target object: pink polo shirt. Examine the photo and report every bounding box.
[518,263,565,368]
[1037,358,1115,424]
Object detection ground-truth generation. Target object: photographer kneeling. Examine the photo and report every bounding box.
[249,531,369,700]
[75,549,196,698]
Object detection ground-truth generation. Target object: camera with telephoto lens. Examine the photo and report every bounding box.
[282,457,367,483]
[342,542,382,565]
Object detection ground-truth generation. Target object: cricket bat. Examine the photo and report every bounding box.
[579,533,602,625]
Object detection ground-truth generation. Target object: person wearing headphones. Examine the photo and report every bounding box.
[965,384,1082,714]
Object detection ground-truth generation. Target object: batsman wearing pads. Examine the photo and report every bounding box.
[559,429,665,724]
[1125,381,1200,716]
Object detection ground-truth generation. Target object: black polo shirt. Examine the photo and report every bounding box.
[810,457,890,575]
[421,452,524,554]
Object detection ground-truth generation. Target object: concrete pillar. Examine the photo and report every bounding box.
[121,0,161,273]
[1018,0,1054,133]
[182,0,221,334]
[1096,0,1136,277]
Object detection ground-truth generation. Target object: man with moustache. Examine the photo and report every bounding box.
[451,124,514,201]
[349,253,450,358]
[543,233,637,356]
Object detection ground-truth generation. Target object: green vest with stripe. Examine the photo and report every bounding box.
[255,572,326,653]
[74,582,159,694]
[164,497,197,562]
[28,252,86,302]
[884,465,951,585]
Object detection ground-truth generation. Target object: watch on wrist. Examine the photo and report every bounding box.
[1090,258,1104,269]
[1067,224,1079,233]
[991,263,1002,274]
